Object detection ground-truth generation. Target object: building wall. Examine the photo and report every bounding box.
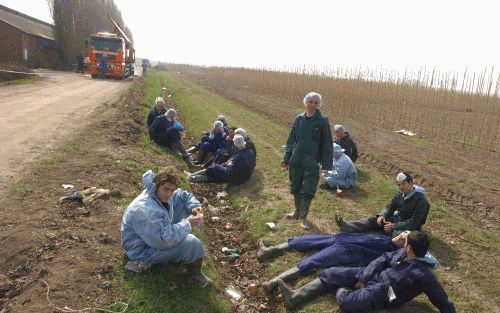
[0,20,59,68]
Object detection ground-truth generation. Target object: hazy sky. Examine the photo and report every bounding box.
[1,0,498,71]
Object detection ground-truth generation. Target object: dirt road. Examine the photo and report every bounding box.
[0,70,129,192]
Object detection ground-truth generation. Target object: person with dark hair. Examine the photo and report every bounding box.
[278,232,456,313]
[120,169,213,288]
[149,109,196,169]
[188,135,256,184]
[336,172,430,237]
[281,92,334,229]
[334,124,359,163]
[147,97,166,127]
[258,231,439,295]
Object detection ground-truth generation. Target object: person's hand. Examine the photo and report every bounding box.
[192,207,202,216]
[187,214,203,228]
[376,216,385,225]
[354,281,365,289]
[281,163,288,170]
[384,222,393,233]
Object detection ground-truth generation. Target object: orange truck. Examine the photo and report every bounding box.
[86,15,135,79]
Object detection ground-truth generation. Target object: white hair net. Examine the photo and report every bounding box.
[235,128,247,138]
[155,97,165,105]
[217,115,226,122]
[214,121,224,129]
[396,172,408,182]
[165,109,177,117]
[233,134,246,150]
[334,124,346,132]
[303,92,322,108]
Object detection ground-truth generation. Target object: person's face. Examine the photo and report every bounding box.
[397,180,413,194]
[392,231,411,247]
[306,98,319,112]
[335,130,343,138]
[156,182,176,203]
[156,102,165,110]
[228,129,235,139]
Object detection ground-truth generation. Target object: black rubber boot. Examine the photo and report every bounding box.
[195,150,207,164]
[185,259,214,288]
[261,266,301,295]
[286,194,302,219]
[278,278,327,311]
[257,240,289,262]
[189,175,209,183]
[299,196,313,230]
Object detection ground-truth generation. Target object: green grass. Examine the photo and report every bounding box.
[63,140,79,152]
[161,71,499,313]
[410,137,431,148]
[113,70,229,313]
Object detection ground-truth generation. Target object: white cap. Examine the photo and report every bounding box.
[235,128,247,138]
[214,121,224,129]
[233,134,246,150]
[396,172,407,182]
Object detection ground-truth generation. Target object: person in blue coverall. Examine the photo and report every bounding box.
[257,231,438,294]
[321,143,357,189]
[120,168,213,287]
[277,231,456,313]
[188,135,256,184]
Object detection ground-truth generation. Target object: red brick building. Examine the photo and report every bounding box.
[0,4,59,68]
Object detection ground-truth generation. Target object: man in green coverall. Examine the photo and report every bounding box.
[281,92,334,229]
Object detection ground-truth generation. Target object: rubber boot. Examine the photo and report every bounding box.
[183,155,201,171]
[299,196,313,230]
[189,175,209,183]
[185,259,214,288]
[186,146,199,155]
[278,278,327,311]
[286,194,302,219]
[257,240,289,262]
[261,266,301,295]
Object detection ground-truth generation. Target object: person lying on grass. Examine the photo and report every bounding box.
[120,168,214,288]
[336,172,429,237]
[278,231,456,313]
[333,124,359,163]
[147,96,166,127]
[257,231,438,295]
[320,143,357,190]
[148,109,197,169]
[188,134,256,184]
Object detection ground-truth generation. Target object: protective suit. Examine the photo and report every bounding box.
[282,110,333,197]
[121,170,205,265]
[322,143,357,189]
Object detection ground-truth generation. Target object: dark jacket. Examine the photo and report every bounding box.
[282,110,333,170]
[337,133,358,163]
[206,147,256,183]
[147,107,166,127]
[245,137,257,159]
[356,249,456,313]
[148,115,180,146]
[378,189,430,234]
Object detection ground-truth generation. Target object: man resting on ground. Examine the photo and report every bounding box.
[333,124,359,163]
[188,135,256,184]
[120,168,213,287]
[148,109,196,168]
[147,97,166,127]
[320,143,357,190]
[278,232,455,313]
[257,231,439,295]
[192,121,227,166]
[336,172,429,237]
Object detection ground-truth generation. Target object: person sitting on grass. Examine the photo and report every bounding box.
[213,127,238,164]
[257,231,439,295]
[186,115,229,155]
[320,143,357,190]
[336,172,429,237]
[188,135,256,184]
[147,97,166,127]
[278,232,456,313]
[148,109,197,169]
[333,124,359,163]
[120,168,214,288]
[235,127,257,159]
[192,120,226,166]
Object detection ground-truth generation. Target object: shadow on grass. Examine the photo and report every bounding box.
[428,234,461,268]
[228,169,265,201]
[121,261,227,313]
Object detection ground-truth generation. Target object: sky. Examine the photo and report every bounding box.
[1,0,499,72]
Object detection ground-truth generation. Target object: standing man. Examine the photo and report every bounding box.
[76,52,84,74]
[281,92,334,229]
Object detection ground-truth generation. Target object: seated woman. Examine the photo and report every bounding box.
[257,231,439,295]
[120,168,213,288]
[186,115,229,155]
[320,143,357,189]
[188,135,256,184]
[148,109,196,168]
[192,121,227,165]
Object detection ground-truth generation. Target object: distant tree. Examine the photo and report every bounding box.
[48,0,133,64]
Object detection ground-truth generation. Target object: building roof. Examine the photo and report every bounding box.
[0,4,55,41]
